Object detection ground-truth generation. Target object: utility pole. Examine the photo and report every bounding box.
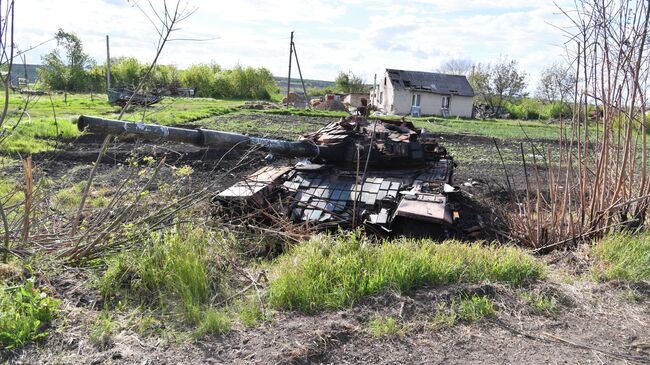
[292,42,308,101]
[286,31,294,108]
[106,35,111,92]
[373,73,377,105]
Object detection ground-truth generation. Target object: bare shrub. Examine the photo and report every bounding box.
[508,0,650,250]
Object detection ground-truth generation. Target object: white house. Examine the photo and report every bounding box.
[371,69,475,117]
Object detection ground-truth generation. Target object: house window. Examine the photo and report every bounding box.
[411,94,421,107]
[379,91,383,104]
[384,77,387,86]
[442,96,450,109]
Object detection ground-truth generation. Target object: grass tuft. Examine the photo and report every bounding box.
[268,232,545,312]
[89,311,115,349]
[520,291,558,316]
[367,316,406,337]
[592,231,650,282]
[430,294,495,330]
[237,297,265,327]
[455,294,496,322]
[194,308,231,338]
[98,225,227,325]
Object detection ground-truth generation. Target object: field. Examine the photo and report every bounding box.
[1,93,649,364]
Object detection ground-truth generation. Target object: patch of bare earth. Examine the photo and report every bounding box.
[6,276,650,364]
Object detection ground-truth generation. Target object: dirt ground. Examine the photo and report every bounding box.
[8,273,650,364]
[3,115,650,364]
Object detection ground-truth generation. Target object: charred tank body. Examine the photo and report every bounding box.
[77,115,461,237]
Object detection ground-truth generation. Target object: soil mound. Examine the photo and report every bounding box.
[314,99,348,112]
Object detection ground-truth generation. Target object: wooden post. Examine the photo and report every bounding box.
[373,73,377,105]
[106,35,111,92]
[286,31,294,108]
[292,42,308,103]
[22,156,32,243]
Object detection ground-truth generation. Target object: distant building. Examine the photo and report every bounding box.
[371,69,474,117]
[343,93,369,108]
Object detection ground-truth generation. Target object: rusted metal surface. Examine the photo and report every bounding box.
[78,114,461,237]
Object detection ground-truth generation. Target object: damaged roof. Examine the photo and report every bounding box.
[386,69,475,97]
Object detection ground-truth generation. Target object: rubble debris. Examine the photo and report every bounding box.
[314,99,348,112]
[462,178,483,187]
[282,92,308,107]
[107,88,161,106]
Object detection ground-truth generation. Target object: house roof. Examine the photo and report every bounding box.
[386,69,475,97]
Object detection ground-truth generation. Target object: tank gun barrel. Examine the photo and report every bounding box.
[77,115,320,158]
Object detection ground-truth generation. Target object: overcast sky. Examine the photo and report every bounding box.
[18,0,575,89]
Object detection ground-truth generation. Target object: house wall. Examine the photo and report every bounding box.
[343,93,369,107]
[448,95,474,118]
[372,71,394,113]
[396,92,473,117]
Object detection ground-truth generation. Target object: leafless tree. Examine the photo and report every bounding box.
[536,62,576,103]
[0,0,14,262]
[437,58,473,76]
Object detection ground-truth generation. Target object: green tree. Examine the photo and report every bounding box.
[335,71,366,93]
[180,64,217,97]
[87,64,105,93]
[149,64,180,91]
[307,86,335,96]
[226,65,275,99]
[39,29,91,97]
[491,59,526,110]
[469,58,526,110]
[110,57,144,89]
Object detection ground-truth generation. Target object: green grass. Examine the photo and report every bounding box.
[411,117,563,141]
[237,297,265,327]
[53,182,109,211]
[0,176,23,203]
[98,225,227,325]
[0,278,60,350]
[194,308,231,338]
[257,107,348,118]
[89,311,115,349]
[268,232,546,312]
[520,291,559,315]
[431,303,458,330]
[430,294,495,330]
[193,113,325,139]
[592,231,650,282]
[0,93,243,154]
[455,294,496,321]
[1,118,80,153]
[367,316,407,337]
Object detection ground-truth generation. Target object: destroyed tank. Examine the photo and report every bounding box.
[77,115,461,237]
